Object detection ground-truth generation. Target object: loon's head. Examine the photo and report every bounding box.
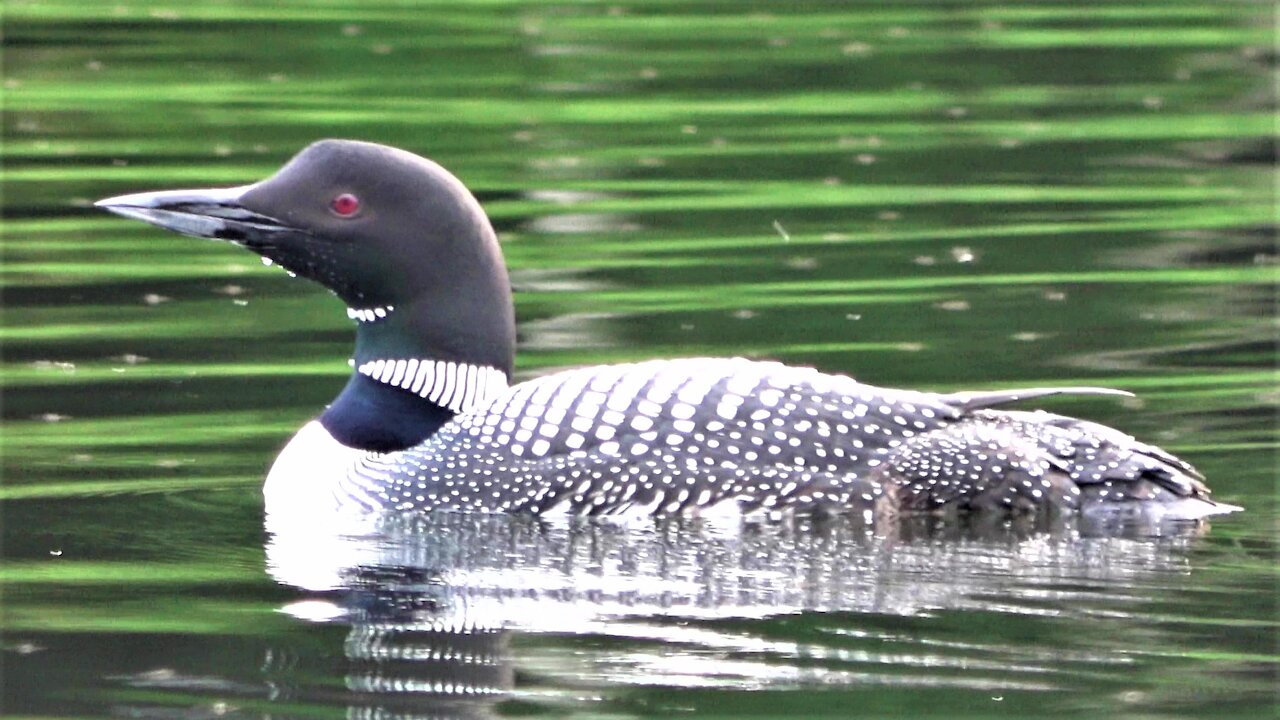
[97,140,517,451]
[96,140,515,376]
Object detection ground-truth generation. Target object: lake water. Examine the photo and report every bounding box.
[4,1,1277,718]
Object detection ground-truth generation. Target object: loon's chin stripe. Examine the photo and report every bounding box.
[346,305,395,323]
[358,358,508,412]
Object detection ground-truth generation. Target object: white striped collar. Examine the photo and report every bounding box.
[356,358,508,413]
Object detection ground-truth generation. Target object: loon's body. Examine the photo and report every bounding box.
[96,140,1235,521]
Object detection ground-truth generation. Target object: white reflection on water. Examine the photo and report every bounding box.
[264,509,1206,708]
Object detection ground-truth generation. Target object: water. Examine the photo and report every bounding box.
[4,1,1276,717]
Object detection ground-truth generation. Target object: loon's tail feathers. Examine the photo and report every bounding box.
[939,386,1134,413]
[936,387,1241,517]
[982,410,1242,519]
[877,403,1242,520]
[1034,414,1205,482]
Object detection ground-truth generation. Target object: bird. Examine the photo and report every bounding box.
[95,139,1237,523]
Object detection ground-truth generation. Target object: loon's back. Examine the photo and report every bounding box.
[321,358,1214,519]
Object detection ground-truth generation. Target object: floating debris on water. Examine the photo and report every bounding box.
[31,360,76,372]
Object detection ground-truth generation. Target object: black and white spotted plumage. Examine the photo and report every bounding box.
[333,358,1216,519]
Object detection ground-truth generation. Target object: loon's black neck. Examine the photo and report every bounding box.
[319,291,516,452]
[320,373,455,452]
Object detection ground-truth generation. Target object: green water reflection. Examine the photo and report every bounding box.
[3,0,1276,718]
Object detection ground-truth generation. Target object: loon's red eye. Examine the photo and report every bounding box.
[330,193,361,217]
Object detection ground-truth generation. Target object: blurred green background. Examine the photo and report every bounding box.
[3,1,1276,718]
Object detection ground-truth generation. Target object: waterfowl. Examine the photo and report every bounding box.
[96,140,1234,521]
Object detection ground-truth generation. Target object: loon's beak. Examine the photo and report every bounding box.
[95,184,297,246]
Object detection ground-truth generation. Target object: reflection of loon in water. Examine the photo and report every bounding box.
[262,513,1208,713]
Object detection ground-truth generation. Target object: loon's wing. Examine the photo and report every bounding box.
[365,357,953,516]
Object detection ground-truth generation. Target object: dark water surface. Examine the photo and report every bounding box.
[4,1,1277,718]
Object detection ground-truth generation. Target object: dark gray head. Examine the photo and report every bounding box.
[96,139,516,374]
[97,140,517,451]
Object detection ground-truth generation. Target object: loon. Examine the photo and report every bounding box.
[96,139,1236,521]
